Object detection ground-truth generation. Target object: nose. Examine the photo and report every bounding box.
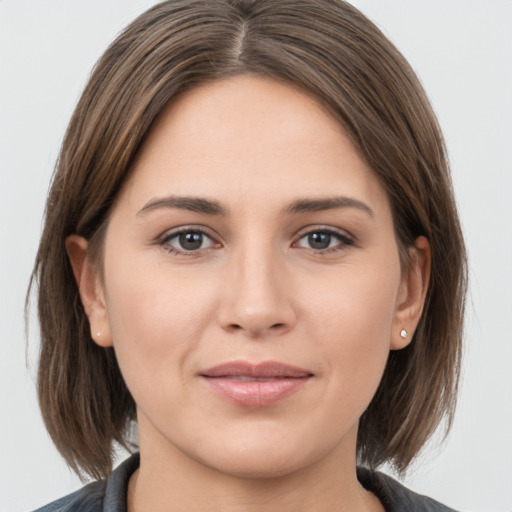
[217,244,297,339]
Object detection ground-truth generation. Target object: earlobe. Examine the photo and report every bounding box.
[65,235,113,347]
[391,236,431,350]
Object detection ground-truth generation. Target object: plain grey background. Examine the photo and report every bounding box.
[1,1,511,511]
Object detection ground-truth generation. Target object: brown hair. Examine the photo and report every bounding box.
[29,0,467,480]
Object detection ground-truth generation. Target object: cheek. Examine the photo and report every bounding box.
[305,258,399,337]
[102,260,217,401]
[302,260,400,410]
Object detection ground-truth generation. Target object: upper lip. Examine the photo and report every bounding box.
[199,361,313,378]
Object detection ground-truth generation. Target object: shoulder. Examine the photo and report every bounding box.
[357,467,460,512]
[31,480,106,512]
[31,453,140,512]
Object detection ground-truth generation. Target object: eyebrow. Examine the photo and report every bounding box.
[283,197,374,217]
[137,195,373,218]
[137,196,228,216]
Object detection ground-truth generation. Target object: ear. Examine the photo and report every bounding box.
[391,236,431,350]
[66,234,113,347]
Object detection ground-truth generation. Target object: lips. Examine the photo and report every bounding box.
[199,361,313,407]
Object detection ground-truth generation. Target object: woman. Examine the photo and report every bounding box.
[30,1,467,510]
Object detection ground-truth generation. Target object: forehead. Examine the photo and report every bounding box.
[117,74,390,216]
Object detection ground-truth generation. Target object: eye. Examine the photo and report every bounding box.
[160,228,219,254]
[295,229,353,252]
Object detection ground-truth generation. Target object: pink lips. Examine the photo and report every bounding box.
[199,361,313,407]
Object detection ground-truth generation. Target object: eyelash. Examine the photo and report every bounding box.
[158,226,354,256]
[294,227,354,253]
[158,227,218,256]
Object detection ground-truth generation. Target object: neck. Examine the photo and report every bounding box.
[128,419,382,512]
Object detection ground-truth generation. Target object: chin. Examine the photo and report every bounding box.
[189,431,336,480]
[202,451,308,480]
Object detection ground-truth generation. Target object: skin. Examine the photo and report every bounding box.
[68,75,430,512]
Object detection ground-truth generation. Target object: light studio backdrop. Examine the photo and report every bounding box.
[1,1,511,511]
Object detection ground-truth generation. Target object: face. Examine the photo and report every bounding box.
[76,75,425,479]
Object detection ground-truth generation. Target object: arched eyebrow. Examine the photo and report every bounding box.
[137,196,228,216]
[137,195,373,218]
[283,197,374,217]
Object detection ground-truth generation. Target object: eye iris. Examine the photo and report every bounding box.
[179,232,203,250]
[308,232,331,249]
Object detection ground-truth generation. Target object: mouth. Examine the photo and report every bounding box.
[199,361,314,407]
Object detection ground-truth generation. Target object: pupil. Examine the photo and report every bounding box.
[179,232,203,250]
[308,232,331,249]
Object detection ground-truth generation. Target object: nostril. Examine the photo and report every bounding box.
[226,322,287,336]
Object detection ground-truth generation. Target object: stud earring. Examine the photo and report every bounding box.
[96,331,101,338]
[400,329,408,339]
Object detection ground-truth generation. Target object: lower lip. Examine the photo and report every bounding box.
[201,377,311,407]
